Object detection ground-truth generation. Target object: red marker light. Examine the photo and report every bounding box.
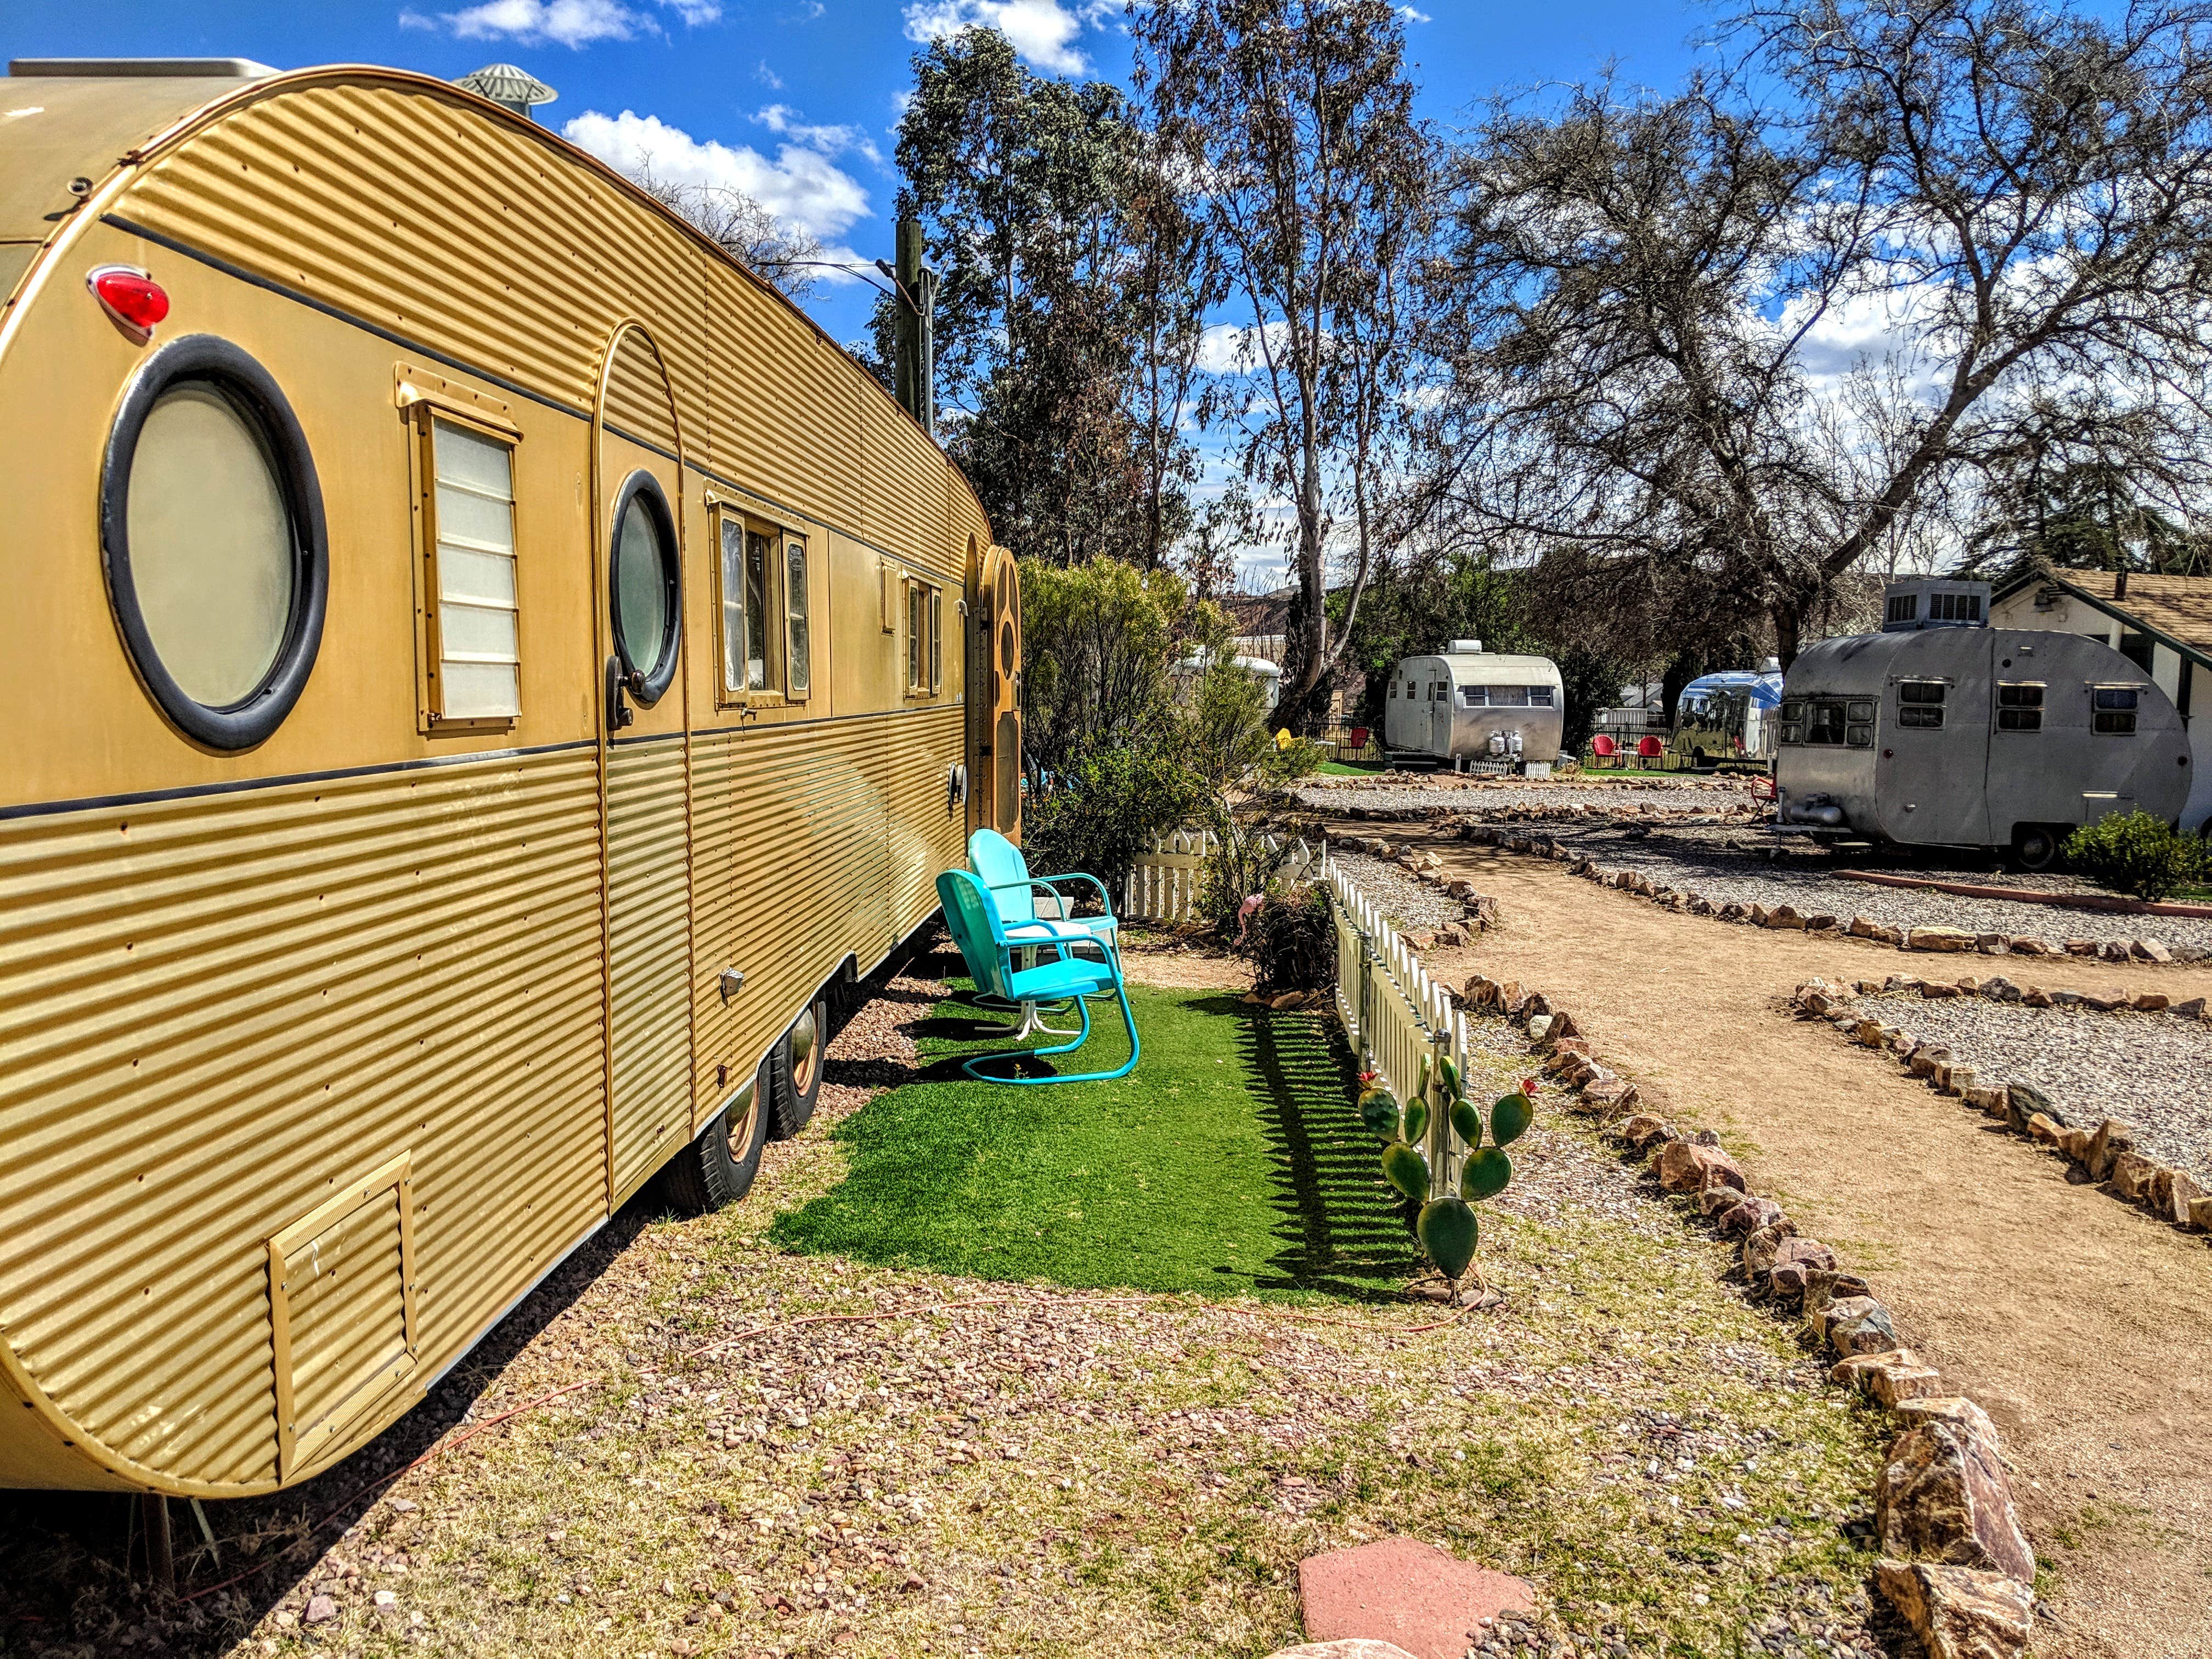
[88,266,169,339]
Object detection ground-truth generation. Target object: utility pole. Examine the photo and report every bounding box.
[883,215,938,439]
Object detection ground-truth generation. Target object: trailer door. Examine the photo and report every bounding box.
[1881,633,1993,847]
[594,328,696,1207]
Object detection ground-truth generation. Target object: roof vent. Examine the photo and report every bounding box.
[1447,638,1483,654]
[454,63,557,119]
[8,57,277,78]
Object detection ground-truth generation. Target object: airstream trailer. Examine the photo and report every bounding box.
[1383,640,1566,771]
[0,59,1022,1498]
[1775,627,2188,867]
[1669,664,1784,771]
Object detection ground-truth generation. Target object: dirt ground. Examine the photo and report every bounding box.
[1361,821,2212,1659]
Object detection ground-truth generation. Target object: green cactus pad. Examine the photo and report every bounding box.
[1437,1054,1462,1101]
[1491,1091,1534,1147]
[1380,1141,1430,1203]
[1449,1097,1482,1146]
[1402,1098,1431,1144]
[1460,1145,1513,1201]
[1359,1089,1401,1141]
[1416,1198,1479,1280]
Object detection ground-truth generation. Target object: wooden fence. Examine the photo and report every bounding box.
[1119,828,1326,923]
[1327,862,1483,1209]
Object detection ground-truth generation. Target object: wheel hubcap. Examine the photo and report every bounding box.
[789,1003,822,1092]
[721,1075,758,1146]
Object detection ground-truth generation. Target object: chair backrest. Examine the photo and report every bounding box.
[967,827,1034,925]
[1637,735,1664,757]
[1592,734,1617,759]
[936,868,1013,1001]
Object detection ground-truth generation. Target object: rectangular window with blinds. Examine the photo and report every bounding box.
[426,417,520,723]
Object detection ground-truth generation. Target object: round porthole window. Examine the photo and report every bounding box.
[609,470,680,703]
[100,335,328,751]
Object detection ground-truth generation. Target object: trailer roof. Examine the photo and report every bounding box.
[0,72,262,242]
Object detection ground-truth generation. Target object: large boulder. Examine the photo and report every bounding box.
[1876,1419,2035,1583]
[1654,1139,1746,1195]
[1830,1299,1903,1356]
[1875,1561,2033,1659]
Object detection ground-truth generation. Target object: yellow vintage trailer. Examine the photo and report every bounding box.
[0,58,1024,1498]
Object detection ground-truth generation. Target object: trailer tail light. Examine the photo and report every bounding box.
[88,266,169,340]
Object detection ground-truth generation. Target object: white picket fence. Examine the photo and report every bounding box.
[1119,827,1327,923]
[1327,862,1482,1206]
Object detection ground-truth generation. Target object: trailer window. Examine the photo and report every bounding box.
[906,575,941,696]
[610,472,680,704]
[1897,681,1945,729]
[1847,722,1872,747]
[1528,686,1556,708]
[744,530,776,690]
[1460,685,1486,707]
[1388,680,1397,698]
[1805,700,1847,744]
[785,535,812,696]
[1487,686,1531,707]
[1996,683,2043,731]
[426,419,521,721]
[104,338,329,751]
[2093,686,2139,734]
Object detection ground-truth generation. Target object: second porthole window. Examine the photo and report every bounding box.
[610,471,680,704]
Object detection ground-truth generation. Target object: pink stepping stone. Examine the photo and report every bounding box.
[1299,1537,1536,1659]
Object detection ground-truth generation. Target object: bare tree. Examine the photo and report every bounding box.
[622,159,826,304]
[1429,0,2212,664]
[1133,0,1437,730]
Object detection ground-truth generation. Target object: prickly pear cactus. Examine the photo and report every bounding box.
[1363,1062,1533,1292]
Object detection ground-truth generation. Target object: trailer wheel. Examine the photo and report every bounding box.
[2010,824,2065,873]
[770,995,830,1139]
[662,1051,775,1214]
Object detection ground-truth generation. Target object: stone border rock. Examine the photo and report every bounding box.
[1450,969,2042,1658]
[1791,975,2212,1237]
[1402,821,2208,967]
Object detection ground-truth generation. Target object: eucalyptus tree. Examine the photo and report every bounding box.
[1429,0,2212,665]
[1133,0,1437,730]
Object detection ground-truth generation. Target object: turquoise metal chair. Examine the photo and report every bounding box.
[935,868,1140,1085]
[966,828,1120,963]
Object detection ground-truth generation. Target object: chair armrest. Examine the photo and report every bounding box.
[1034,871,1117,922]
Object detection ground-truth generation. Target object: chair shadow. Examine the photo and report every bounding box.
[1190,994,1424,1303]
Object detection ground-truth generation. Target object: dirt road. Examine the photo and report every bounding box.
[1370,824,2212,1659]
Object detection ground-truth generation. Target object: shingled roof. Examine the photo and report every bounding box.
[1994,567,2212,669]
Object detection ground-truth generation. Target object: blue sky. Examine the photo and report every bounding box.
[7,0,1718,351]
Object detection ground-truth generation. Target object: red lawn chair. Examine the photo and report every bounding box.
[1635,735,1666,770]
[1590,733,1622,766]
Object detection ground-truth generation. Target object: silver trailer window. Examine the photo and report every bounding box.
[1528,686,1556,707]
[1805,699,1848,744]
[2092,686,2139,734]
[1898,681,1945,729]
[1487,685,1531,707]
[1460,685,1486,707]
[1996,682,2043,731]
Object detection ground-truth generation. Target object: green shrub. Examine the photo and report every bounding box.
[2062,810,2210,901]
[1246,885,1338,995]
[1023,741,1207,898]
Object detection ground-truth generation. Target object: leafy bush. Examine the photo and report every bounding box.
[2062,810,2210,901]
[1023,740,1209,899]
[1020,558,1221,777]
[1246,884,1338,995]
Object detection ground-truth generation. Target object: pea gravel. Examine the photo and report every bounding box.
[1547,824,2212,956]
[1323,850,1471,930]
[1843,991,2212,1184]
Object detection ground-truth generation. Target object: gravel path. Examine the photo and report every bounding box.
[1300,783,1760,816]
[1324,850,1471,929]
[1843,992,2212,1184]
[1548,825,2212,955]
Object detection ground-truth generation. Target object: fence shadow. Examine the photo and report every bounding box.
[1209,997,1424,1301]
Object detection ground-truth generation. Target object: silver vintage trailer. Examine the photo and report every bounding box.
[1774,618,2191,868]
[1670,663,1785,771]
[1384,640,1567,771]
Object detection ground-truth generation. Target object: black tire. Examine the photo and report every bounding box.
[2010,823,2064,873]
[661,1049,776,1214]
[770,994,831,1140]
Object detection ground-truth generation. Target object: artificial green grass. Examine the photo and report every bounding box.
[769,985,1420,1302]
[1316,759,1385,775]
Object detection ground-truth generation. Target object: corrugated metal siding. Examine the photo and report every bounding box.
[0,749,605,1489]
[886,706,970,937]
[607,735,694,1200]
[284,1188,408,1438]
[606,324,682,457]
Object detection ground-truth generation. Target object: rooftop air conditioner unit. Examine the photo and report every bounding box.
[1880,577,1990,633]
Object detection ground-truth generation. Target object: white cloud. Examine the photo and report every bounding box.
[900,0,1105,75]
[753,103,882,164]
[403,0,718,47]
[563,108,871,241]
[755,59,783,88]
[1397,5,1432,21]
[1197,320,1291,375]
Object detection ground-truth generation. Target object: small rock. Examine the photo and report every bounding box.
[2132,991,2170,1012]
[2008,936,2050,956]
[1615,1113,1669,1149]
[2172,996,2207,1018]
[1876,1560,2033,1659]
[1827,1297,1903,1356]
[373,1590,398,1610]
[1719,1196,1785,1235]
[1525,1014,1553,1042]
[1907,926,1976,953]
[1654,1139,1746,1196]
[2024,1113,2064,1148]
[1801,1267,1872,1323]
[2148,1166,2204,1226]
[304,1595,340,1627]
[2132,938,2174,963]
[1832,1347,1942,1408]
[1974,932,2009,955]
[2086,1119,2138,1180]
[2188,1194,2212,1232]
[2107,1150,2159,1201]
